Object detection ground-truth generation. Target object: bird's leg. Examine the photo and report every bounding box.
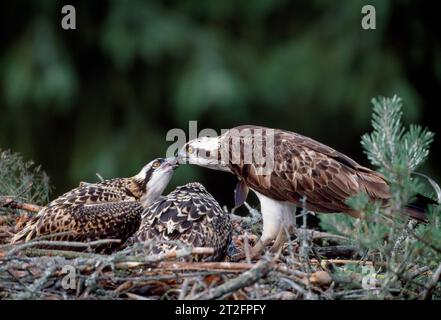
[252,224,295,257]
[230,236,268,261]
[249,193,296,258]
[269,226,289,253]
[250,209,294,258]
[248,238,265,259]
[233,225,290,261]
[269,207,296,253]
[232,191,296,261]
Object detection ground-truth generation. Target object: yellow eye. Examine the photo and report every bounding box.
[187,146,194,154]
[152,161,161,169]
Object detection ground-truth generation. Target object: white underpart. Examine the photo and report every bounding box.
[252,189,296,244]
[141,168,173,208]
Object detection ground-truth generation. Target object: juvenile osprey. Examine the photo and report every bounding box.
[11,158,177,252]
[177,125,434,257]
[130,182,232,261]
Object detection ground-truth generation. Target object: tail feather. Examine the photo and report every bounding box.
[10,225,34,244]
[10,215,40,244]
[405,193,438,223]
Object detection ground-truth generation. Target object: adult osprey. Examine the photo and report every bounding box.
[11,158,177,253]
[129,182,232,261]
[177,125,433,257]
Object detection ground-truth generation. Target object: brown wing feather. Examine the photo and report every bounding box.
[131,182,231,261]
[11,201,142,252]
[224,126,390,214]
[50,178,140,207]
[11,179,142,248]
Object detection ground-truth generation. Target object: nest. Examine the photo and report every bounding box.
[0,202,439,300]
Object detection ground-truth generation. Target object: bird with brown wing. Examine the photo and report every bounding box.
[129,182,232,261]
[177,125,437,258]
[10,158,177,253]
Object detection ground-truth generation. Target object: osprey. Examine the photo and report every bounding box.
[177,125,434,257]
[11,158,177,253]
[129,182,232,261]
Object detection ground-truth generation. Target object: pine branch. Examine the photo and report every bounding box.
[361,95,434,177]
[321,95,440,299]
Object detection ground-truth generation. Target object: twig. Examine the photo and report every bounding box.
[193,257,274,300]
[408,229,441,254]
[262,291,297,300]
[1,197,42,213]
[0,182,34,209]
[310,259,378,266]
[296,229,348,242]
[97,271,223,283]
[408,266,431,279]
[391,220,417,261]
[276,265,308,278]
[279,277,311,298]
[15,265,57,299]
[21,248,103,259]
[156,261,254,272]
[178,278,191,300]
[6,239,121,256]
[316,245,358,258]
[233,211,347,243]
[421,262,441,300]
[114,247,216,268]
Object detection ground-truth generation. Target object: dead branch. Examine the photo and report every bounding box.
[0,182,34,207]
[421,262,441,300]
[6,239,121,255]
[193,257,274,300]
[301,229,348,242]
[315,245,358,258]
[279,277,312,298]
[408,229,441,254]
[156,261,254,272]
[1,197,42,213]
[262,291,297,300]
[310,259,376,266]
[114,247,216,268]
[20,248,103,259]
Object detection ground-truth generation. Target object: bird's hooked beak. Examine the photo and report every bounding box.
[176,150,186,164]
[164,157,179,170]
[175,144,192,165]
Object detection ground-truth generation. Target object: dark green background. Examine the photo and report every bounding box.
[1,0,440,208]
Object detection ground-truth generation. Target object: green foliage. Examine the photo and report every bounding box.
[0,149,51,206]
[2,1,438,197]
[2,20,78,111]
[320,96,440,299]
[361,95,434,207]
[361,95,434,176]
